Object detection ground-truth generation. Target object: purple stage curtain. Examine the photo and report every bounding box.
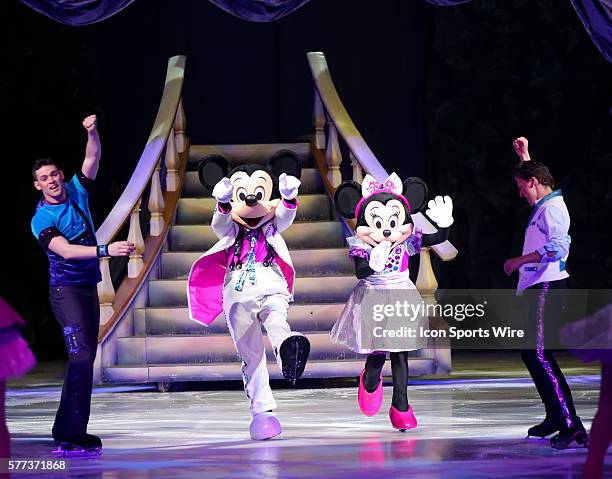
[425,0,612,63]
[18,0,311,25]
[571,0,612,62]
[18,0,136,26]
[208,0,311,22]
[16,0,612,62]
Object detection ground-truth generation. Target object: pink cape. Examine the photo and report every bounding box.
[188,250,295,326]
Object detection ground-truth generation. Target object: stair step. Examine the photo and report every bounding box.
[134,303,346,336]
[117,331,424,365]
[169,221,346,252]
[116,332,359,365]
[148,276,358,307]
[104,357,437,383]
[102,141,451,382]
[182,168,323,197]
[160,248,353,280]
[177,194,333,225]
[189,143,312,169]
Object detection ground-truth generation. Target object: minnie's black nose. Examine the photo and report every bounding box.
[245,194,258,206]
[383,230,391,237]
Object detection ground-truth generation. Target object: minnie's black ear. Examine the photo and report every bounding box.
[267,150,301,180]
[197,155,228,189]
[334,181,362,219]
[403,177,428,213]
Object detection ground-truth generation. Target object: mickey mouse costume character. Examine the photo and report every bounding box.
[330,172,453,431]
[187,151,310,440]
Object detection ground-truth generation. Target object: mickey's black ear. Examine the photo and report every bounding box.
[334,181,362,219]
[197,155,228,189]
[267,150,301,180]
[403,177,428,213]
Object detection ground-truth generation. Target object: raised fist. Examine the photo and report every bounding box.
[82,115,97,131]
[212,177,234,203]
[512,137,529,160]
[425,195,454,228]
[279,173,301,201]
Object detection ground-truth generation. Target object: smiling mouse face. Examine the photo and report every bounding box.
[333,175,430,248]
[357,193,413,245]
[197,150,302,231]
[355,192,413,247]
[228,167,280,230]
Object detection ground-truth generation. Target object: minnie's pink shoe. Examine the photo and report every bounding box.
[389,405,417,431]
[358,369,383,416]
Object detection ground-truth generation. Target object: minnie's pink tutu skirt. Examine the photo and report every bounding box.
[0,326,36,379]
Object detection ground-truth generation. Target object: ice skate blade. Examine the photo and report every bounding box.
[52,445,102,458]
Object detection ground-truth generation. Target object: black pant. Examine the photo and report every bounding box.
[49,285,100,440]
[520,279,580,430]
[364,352,410,411]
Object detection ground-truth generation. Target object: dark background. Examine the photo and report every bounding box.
[1,0,610,358]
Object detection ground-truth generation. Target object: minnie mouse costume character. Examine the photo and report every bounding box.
[330,172,453,431]
[187,152,310,440]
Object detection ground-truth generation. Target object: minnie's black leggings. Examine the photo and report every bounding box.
[363,352,409,411]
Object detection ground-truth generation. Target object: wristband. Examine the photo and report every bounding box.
[97,244,110,258]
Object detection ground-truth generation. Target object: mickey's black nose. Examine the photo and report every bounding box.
[245,194,258,207]
[383,230,391,238]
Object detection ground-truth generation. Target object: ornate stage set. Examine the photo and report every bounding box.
[16,0,611,391]
[88,53,455,389]
[5,1,611,476]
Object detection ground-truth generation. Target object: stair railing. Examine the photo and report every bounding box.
[93,55,189,382]
[307,51,455,373]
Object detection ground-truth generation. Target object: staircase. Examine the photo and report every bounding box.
[103,142,442,385]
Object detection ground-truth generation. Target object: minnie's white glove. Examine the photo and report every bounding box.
[279,173,301,200]
[425,195,454,228]
[369,240,392,272]
[212,177,234,203]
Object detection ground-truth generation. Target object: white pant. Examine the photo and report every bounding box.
[223,264,301,416]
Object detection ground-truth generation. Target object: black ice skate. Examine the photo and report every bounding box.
[550,425,589,450]
[53,433,102,458]
[279,335,310,385]
[527,417,563,438]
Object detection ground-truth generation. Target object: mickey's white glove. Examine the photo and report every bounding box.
[425,195,454,228]
[212,177,234,203]
[369,240,392,273]
[279,173,301,201]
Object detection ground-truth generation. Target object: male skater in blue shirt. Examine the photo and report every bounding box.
[31,115,134,456]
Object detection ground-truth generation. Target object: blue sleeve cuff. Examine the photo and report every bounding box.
[537,244,562,263]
